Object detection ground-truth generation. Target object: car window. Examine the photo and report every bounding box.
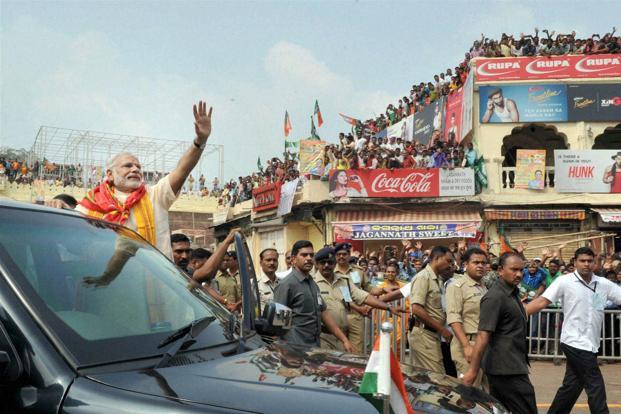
[0,208,231,366]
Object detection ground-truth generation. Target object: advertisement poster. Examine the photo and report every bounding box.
[333,222,479,240]
[555,150,621,193]
[479,84,568,123]
[328,168,474,199]
[567,84,621,122]
[299,139,326,176]
[475,54,621,82]
[515,149,546,189]
[414,98,444,144]
[443,88,463,143]
[460,71,474,139]
[387,114,414,140]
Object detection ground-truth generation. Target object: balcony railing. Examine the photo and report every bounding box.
[501,166,555,189]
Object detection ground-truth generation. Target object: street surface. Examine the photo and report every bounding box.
[530,361,621,413]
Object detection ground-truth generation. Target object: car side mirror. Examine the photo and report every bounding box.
[254,302,293,337]
[0,322,22,384]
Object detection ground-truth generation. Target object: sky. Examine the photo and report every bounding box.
[1,0,618,180]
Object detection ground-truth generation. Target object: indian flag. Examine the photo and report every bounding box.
[358,338,414,414]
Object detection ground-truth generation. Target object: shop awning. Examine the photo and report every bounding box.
[332,209,481,240]
[592,208,621,223]
[484,209,586,221]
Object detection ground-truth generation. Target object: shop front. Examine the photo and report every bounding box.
[591,208,621,252]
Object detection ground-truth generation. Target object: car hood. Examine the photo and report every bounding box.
[87,341,506,413]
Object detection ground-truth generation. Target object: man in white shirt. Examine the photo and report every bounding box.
[257,248,280,309]
[526,247,621,414]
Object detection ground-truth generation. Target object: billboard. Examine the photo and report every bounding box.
[475,54,621,82]
[515,149,546,190]
[555,150,621,193]
[479,84,568,123]
[567,84,621,122]
[333,222,479,240]
[413,98,443,144]
[327,168,474,199]
[460,71,474,139]
[386,114,414,140]
[443,88,463,143]
[299,139,326,176]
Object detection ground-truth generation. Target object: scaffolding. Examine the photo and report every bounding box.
[29,126,224,184]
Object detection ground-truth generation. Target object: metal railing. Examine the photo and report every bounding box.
[362,306,621,363]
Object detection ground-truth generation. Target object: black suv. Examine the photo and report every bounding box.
[0,199,506,413]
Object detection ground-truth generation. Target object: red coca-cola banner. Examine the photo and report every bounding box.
[475,54,621,82]
[328,168,475,199]
[252,182,282,212]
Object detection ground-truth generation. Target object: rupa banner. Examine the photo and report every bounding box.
[475,54,621,82]
[328,168,474,199]
[555,150,621,193]
[479,84,568,123]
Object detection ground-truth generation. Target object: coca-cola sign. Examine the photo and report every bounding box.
[328,168,474,199]
[475,54,621,82]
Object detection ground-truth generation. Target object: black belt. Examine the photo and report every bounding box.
[412,318,437,334]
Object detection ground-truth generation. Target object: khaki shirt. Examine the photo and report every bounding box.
[409,266,445,324]
[314,271,369,332]
[258,272,279,309]
[335,265,369,291]
[215,270,241,303]
[446,274,487,334]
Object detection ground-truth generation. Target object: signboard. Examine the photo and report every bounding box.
[212,205,230,226]
[555,150,621,193]
[567,84,621,122]
[333,222,478,240]
[460,71,474,139]
[252,182,282,212]
[299,139,326,176]
[475,54,621,82]
[443,88,463,143]
[515,149,546,189]
[413,98,443,144]
[387,114,414,140]
[479,84,567,123]
[328,168,474,199]
[277,178,299,216]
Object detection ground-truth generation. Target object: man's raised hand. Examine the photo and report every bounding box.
[193,101,213,143]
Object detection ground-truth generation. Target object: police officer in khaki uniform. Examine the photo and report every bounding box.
[314,246,397,351]
[334,243,393,353]
[409,245,455,374]
[446,247,488,387]
[214,251,242,309]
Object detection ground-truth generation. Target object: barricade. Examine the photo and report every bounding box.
[363,305,621,363]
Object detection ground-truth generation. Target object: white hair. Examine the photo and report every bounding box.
[106,152,140,171]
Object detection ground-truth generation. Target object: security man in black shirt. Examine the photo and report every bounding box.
[273,240,353,352]
[462,252,537,414]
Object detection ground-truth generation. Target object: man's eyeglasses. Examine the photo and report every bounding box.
[317,260,336,266]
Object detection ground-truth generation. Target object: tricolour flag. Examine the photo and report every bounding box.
[339,113,359,126]
[284,111,292,137]
[314,100,324,127]
[358,338,414,414]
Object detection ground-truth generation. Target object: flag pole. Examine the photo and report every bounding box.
[377,322,393,414]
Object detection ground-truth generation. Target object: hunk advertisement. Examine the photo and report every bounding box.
[555,150,621,193]
[515,149,546,190]
[479,84,568,123]
[333,222,478,240]
[567,84,621,122]
[328,168,474,199]
[475,54,621,82]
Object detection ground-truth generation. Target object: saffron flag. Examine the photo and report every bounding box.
[284,111,292,137]
[339,113,359,126]
[314,100,324,127]
[358,338,414,414]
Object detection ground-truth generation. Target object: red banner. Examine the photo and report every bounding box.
[252,182,282,212]
[475,54,621,82]
[443,87,463,143]
[328,169,440,198]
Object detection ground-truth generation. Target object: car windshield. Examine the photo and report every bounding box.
[0,206,232,367]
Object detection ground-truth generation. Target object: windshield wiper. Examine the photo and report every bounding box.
[155,316,215,368]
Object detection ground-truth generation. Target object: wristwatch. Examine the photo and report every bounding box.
[193,139,206,150]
